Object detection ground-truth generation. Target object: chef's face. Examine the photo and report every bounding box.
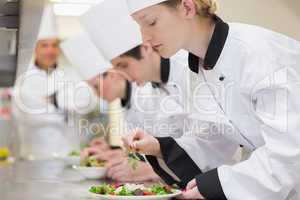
[111,44,158,86]
[88,71,126,102]
[35,39,60,69]
[132,1,194,58]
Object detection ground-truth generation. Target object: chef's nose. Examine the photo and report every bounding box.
[141,28,152,43]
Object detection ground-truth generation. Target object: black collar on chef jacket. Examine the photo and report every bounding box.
[122,58,170,108]
[35,61,58,73]
[188,15,229,73]
[151,58,170,88]
[121,80,132,109]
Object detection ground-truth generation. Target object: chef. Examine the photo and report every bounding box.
[61,32,163,182]
[121,0,300,199]
[13,4,94,160]
[80,0,238,186]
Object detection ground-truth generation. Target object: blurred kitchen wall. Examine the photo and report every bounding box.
[17,0,45,77]
[217,0,300,41]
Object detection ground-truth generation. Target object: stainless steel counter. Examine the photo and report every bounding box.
[0,160,105,200]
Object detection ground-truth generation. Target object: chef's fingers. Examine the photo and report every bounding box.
[111,171,129,182]
[122,129,146,152]
[90,149,111,161]
[80,147,98,160]
[93,149,124,162]
[107,162,126,178]
[186,179,197,190]
[133,139,150,154]
[80,149,89,160]
[122,133,136,150]
[86,146,101,155]
[91,150,113,161]
[121,137,131,151]
[181,187,204,200]
[107,157,124,168]
[179,187,201,199]
[90,137,107,147]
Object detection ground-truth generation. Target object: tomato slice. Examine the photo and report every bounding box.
[143,191,156,196]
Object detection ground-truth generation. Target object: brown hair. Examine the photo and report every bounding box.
[121,45,142,60]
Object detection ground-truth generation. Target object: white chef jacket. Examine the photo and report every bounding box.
[124,51,189,138]
[147,16,300,199]
[13,60,96,159]
[123,50,238,186]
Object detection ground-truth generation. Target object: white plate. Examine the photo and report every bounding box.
[73,165,107,179]
[89,190,182,200]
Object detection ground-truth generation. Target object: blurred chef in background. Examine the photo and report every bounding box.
[13,4,96,160]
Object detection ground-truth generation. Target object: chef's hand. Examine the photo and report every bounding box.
[91,149,125,162]
[80,138,110,160]
[80,146,101,161]
[122,129,162,157]
[89,138,110,150]
[178,179,205,199]
[87,74,102,97]
[106,156,160,182]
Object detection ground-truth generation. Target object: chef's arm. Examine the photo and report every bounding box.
[56,81,98,114]
[142,112,238,187]
[12,93,64,125]
[145,130,239,188]
[194,67,300,200]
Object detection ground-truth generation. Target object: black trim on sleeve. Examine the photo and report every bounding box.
[146,155,183,188]
[188,15,229,73]
[196,168,227,200]
[157,137,202,186]
[121,80,131,109]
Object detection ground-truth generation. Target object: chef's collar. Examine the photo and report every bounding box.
[35,61,57,73]
[152,58,170,88]
[188,15,229,73]
[121,80,132,109]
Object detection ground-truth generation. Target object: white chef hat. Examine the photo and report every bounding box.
[60,32,112,80]
[80,0,142,61]
[37,4,59,40]
[126,0,168,14]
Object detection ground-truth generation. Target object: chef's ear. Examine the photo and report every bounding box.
[180,0,197,19]
[140,42,153,59]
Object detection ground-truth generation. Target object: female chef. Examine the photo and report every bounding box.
[122,0,300,199]
[80,0,238,187]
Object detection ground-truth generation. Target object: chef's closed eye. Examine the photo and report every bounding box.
[149,19,157,26]
[117,63,128,69]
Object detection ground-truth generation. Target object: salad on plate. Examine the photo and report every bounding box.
[89,183,181,197]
